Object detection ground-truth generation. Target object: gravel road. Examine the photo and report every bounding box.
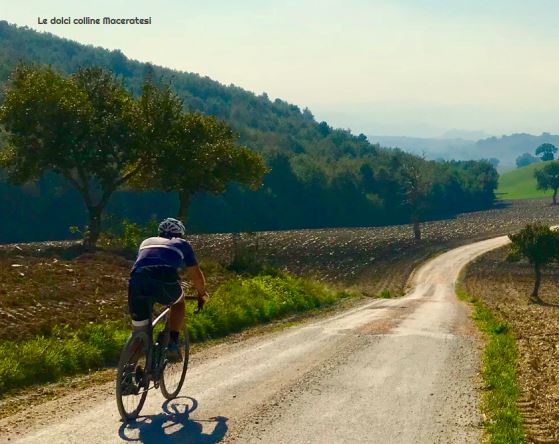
[2,235,510,444]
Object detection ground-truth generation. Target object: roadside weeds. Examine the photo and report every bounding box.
[0,293,368,421]
[456,281,525,444]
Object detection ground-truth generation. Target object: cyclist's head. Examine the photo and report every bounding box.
[158,218,186,239]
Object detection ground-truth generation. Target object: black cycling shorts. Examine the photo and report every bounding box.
[128,266,183,327]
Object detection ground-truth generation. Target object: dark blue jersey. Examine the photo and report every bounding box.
[132,237,197,272]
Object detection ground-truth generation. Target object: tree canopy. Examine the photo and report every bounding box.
[534,161,559,204]
[131,112,267,221]
[0,65,155,247]
[535,143,557,161]
[0,23,500,242]
[1,65,260,247]
[396,156,433,240]
[516,152,539,168]
[508,224,559,302]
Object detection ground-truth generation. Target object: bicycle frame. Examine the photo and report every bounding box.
[143,306,170,387]
[139,295,200,387]
[116,294,202,420]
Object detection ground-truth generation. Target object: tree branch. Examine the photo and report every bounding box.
[96,163,143,210]
[60,170,94,209]
[114,162,143,188]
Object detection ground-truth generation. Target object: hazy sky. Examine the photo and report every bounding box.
[3,0,559,137]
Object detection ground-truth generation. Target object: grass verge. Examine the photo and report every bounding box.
[456,284,525,444]
[0,270,353,396]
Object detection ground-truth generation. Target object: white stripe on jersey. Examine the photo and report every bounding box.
[139,244,185,260]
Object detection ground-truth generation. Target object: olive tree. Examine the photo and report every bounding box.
[508,223,559,303]
[131,112,267,222]
[534,161,559,204]
[0,65,181,248]
[397,157,432,241]
[535,143,557,162]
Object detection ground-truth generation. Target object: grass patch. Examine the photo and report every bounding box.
[0,270,353,396]
[377,289,394,299]
[0,322,128,395]
[456,285,525,444]
[497,162,549,201]
[188,270,352,341]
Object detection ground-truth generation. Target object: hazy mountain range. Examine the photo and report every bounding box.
[370,133,559,172]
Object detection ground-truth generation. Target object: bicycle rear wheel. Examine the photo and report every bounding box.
[116,332,150,421]
[160,331,190,399]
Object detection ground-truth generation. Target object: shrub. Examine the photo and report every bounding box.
[187,272,350,341]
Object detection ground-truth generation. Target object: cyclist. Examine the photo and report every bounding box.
[128,217,208,362]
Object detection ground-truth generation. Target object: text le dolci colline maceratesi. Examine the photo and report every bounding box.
[37,17,152,25]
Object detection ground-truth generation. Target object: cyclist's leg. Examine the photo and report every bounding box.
[159,281,184,339]
[127,274,153,363]
[170,292,185,334]
[128,273,152,331]
[154,281,184,362]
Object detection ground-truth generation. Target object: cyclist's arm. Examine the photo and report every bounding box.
[186,265,208,297]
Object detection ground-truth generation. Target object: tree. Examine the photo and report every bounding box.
[397,157,432,241]
[508,224,559,303]
[534,161,559,204]
[535,143,557,161]
[516,152,539,168]
[132,112,268,222]
[0,64,181,248]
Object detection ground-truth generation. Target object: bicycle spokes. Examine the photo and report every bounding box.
[160,334,190,400]
[116,334,150,421]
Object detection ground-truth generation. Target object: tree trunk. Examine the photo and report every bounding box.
[177,191,191,223]
[411,214,421,241]
[553,188,557,205]
[84,206,102,251]
[531,263,542,303]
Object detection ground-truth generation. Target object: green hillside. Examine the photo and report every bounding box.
[0,21,498,242]
[497,162,551,200]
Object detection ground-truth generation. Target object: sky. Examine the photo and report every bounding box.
[3,0,559,138]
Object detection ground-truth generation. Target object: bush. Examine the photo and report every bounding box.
[69,217,159,251]
[109,218,159,250]
[227,232,265,275]
[187,272,351,341]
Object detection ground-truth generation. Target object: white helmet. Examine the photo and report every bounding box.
[158,218,185,238]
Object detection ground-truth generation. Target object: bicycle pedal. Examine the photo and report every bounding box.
[121,382,139,396]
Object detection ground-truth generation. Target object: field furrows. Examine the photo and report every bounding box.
[1,198,559,342]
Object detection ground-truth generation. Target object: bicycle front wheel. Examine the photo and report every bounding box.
[116,332,150,421]
[160,331,190,399]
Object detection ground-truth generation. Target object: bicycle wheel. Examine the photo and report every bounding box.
[116,332,150,421]
[160,331,190,399]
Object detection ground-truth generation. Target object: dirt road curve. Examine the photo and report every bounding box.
[3,235,510,444]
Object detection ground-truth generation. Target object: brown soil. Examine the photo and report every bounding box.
[0,252,231,341]
[463,247,559,444]
[2,197,559,341]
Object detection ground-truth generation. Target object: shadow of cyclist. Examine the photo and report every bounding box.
[118,397,228,443]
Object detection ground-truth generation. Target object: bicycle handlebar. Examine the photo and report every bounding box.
[183,294,207,313]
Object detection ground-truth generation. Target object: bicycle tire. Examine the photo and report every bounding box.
[116,332,150,421]
[160,331,190,399]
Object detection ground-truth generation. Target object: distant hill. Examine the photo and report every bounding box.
[497,162,551,200]
[371,133,559,172]
[370,135,474,159]
[0,21,498,242]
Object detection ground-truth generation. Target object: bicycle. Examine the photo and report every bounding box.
[115,294,204,422]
